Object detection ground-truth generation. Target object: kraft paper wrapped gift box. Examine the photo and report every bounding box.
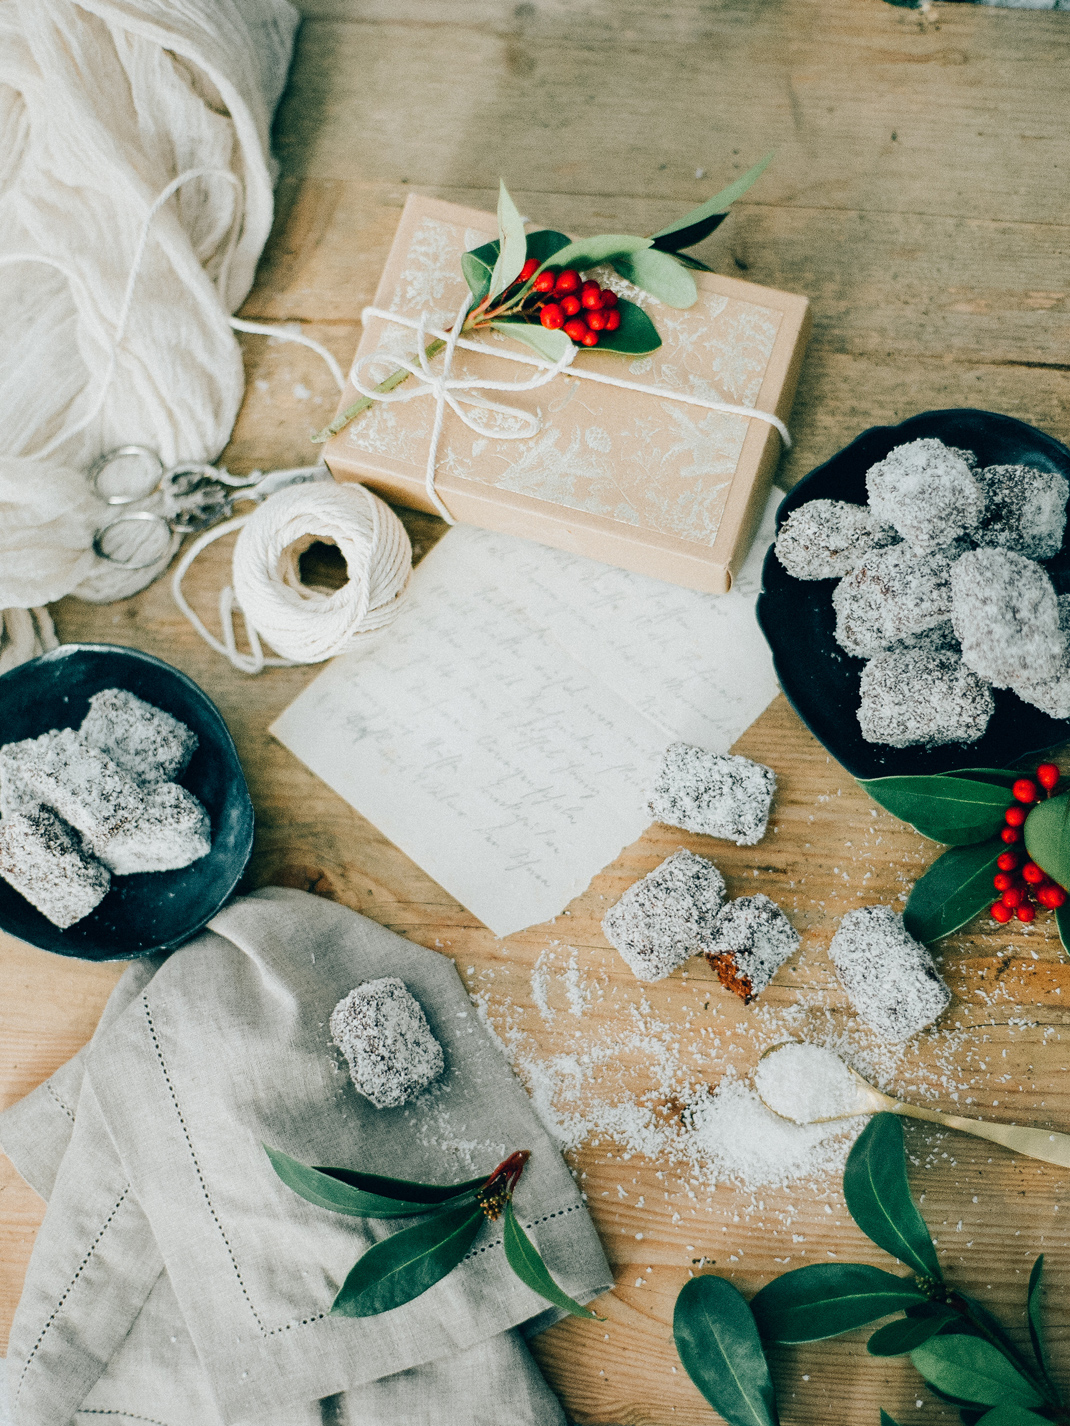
[324,194,810,595]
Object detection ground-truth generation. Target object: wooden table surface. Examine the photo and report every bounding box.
[4,2,1070,1421]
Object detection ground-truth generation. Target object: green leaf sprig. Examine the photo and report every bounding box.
[313,157,771,443]
[858,763,1070,949]
[672,1114,1066,1426]
[266,1145,605,1322]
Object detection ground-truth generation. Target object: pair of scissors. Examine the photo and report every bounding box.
[89,446,332,569]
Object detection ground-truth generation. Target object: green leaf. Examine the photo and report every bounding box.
[611,249,698,308]
[501,1200,603,1320]
[867,1306,957,1356]
[1027,1255,1052,1386]
[858,775,1010,845]
[1057,901,1070,956]
[1024,791,1070,888]
[331,1199,485,1317]
[673,1275,779,1426]
[910,1335,1043,1409]
[671,249,716,271]
[843,1114,942,1280]
[945,768,1019,789]
[903,840,1004,944]
[533,234,652,276]
[649,152,774,242]
[651,212,729,255]
[490,319,572,362]
[976,1406,1050,1424]
[750,1263,927,1344]
[880,1413,905,1426]
[463,230,571,307]
[461,248,494,303]
[488,179,528,299]
[594,298,662,356]
[265,1146,482,1218]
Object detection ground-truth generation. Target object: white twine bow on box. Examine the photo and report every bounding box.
[352,291,793,525]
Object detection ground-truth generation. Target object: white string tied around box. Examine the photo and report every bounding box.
[172,480,411,675]
[353,293,793,525]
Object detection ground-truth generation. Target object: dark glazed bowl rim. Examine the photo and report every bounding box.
[756,408,1070,780]
[0,643,253,960]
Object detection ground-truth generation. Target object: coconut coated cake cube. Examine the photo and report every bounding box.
[4,728,143,844]
[832,542,963,659]
[649,743,775,846]
[829,905,950,1041]
[975,463,1068,562]
[865,438,985,553]
[81,688,198,788]
[602,848,725,982]
[703,894,799,1005]
[330,977,445,1109]
[94,782,210,875]
[951,547,1065,689]
[1010,594,1070,720]
[858,649,994,748]
[0,807,111,929]
[0,746,41,819]
[774,500,898,581]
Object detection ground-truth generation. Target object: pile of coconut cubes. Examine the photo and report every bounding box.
[0,689,210,928]
[774,438,1070,748]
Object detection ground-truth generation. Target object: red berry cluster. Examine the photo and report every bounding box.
[990,763,1066,924]
[531,267,621,346]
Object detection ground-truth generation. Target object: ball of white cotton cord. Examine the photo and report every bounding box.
[232,482,411,663]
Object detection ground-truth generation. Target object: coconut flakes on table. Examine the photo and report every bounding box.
[858,647,994,748]
[832,541,965,659]
[865,438,985,553]
[648,743,775,846]
[601,848,725,983]
[951,546,1066,688]
[773,499,898,581]
[975,463,1069,562]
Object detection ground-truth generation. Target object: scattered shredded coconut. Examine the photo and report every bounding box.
[754,1043,863,1124]
[331,977,445,1109]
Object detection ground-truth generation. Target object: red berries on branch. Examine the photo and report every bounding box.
[989,762,1066,925]
[535,269,621,346]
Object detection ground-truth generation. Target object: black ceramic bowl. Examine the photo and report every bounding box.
[757,409,1070,779]
[0,644,253,960]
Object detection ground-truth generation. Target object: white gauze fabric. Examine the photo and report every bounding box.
[0,0,299,619]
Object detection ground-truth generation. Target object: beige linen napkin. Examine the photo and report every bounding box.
[0,888,611,1425]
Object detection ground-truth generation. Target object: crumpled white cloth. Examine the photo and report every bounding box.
[0,0,299,626]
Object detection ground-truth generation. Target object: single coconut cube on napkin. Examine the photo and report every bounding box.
[703,893,800,1004]
[773,499,897,581]
[602,848,725,982]
[828,904,950,1041]
[832,542,963,659]
[330,976,445,1108]
[951,546,1066,689]
[975,463,1068,562]
[81,687,199,787]
[865,438,985,553]
[858,648,993,748]
[648,743,775,846]
[0,806,111,928]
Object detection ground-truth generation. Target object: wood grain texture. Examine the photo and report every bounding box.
[4,2,1070,1422]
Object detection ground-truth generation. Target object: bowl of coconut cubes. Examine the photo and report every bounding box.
[0,644,253,960]
[757,409,1070,779]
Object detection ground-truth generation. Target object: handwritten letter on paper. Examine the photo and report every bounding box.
[271,497,780,938]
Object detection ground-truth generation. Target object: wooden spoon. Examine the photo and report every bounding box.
[755,1043,1070,1170]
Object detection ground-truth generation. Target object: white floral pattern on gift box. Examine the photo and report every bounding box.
[347,216,782,549]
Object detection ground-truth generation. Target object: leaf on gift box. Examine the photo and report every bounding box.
[856,775,1010,845]
[488,180,528,299]
[903,841,1004,943]
[534,234,652,276]
[594,298,662,355]
[501,1200,604,1319]
[649,152,773,245]
[330,1199,485,1317]
[651,212,729,254]
[843,1114,942,1280]
[671,250,716,271]
[265,1146,482,1218]
[611,248,698,308]
[490,319,572,362]
[867,1305,957,1356]
[1023,790,1070,889]
[461,248,495,303]
[750,1262,927,1344]
[673,1275,780,1426]
[909,1335,1043,1409]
